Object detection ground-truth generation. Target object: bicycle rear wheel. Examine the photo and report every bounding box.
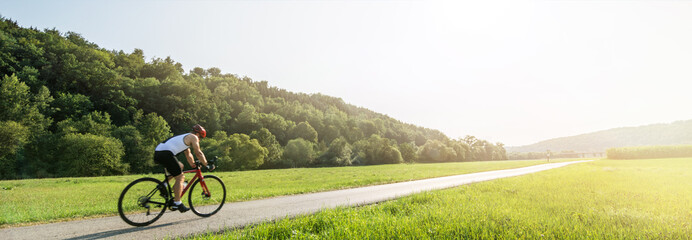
[188,175,226,217]
[118,177,168,226]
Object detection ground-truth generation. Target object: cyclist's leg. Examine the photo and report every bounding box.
[154,151,184,201]
[172,161,185,202]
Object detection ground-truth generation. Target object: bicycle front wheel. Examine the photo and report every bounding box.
[118,177,167,226]
[188,175,226,217]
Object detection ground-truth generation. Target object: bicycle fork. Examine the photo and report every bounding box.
[199,179,212,198]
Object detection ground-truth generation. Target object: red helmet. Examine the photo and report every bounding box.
[192,124,206,138]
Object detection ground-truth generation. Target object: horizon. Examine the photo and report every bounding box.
[4,0,692,146]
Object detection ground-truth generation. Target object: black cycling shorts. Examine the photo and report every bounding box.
[154,151,182,176]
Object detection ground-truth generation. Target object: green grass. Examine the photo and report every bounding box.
[0,159,567,227]
[195,158,692,239]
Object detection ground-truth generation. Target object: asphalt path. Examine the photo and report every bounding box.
[2,160,591,240]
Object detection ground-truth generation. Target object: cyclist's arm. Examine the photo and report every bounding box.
[190,135,209,167]
[183,148,196,168]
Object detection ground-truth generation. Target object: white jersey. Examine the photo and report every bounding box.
[155,133,191,155]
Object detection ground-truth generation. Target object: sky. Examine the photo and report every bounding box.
[3,0,692,146]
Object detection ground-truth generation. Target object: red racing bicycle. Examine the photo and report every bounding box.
[117,158,226,226]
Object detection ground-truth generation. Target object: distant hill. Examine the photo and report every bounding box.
[507,120,692,153]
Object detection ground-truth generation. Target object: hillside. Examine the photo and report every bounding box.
[507,120,692,153]
[0,17,506,179]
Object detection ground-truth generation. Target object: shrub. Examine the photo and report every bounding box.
[283,138,316,167]
[320,137,353,166]
[226,134,268,170]
[56,133,127,177]
[203,132,268,171]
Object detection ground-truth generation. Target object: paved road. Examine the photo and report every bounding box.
[2,160,591,240]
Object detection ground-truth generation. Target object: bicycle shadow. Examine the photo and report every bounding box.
[64,219,185,240]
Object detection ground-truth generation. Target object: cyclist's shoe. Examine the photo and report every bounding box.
[171,203,190,213]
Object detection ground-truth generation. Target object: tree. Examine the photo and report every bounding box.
[96,89,139,125]
[379,144,403,165]
[135,112,173,147]
[398,142,418,163]
[22,132,60,178]
[258,113,291,145]
[250,128,283,168]
[359,120,379,137]
[191,67,207,77]
[283,138,316,167]
[203,132,267,171]
[228,134,267,170]
[112,125,152,173]
[449,140,470,162]
[0,74,52,133]
[207,67,221,77]
[320,137,353,166]
[494,142,507,160]
[56,133,127,177]
[17,65,43,93]
[463,135,478,146]
[126,77,161,114]
[56,111,114,136]
[418,140,457,163]
[235,104,260,134]
[140,56,183,81]
[352,134,402,165]
[51,92,93,122]
[321,125,341,145]
[200,131,231,169]
[289,121,318,143]
[113,48,145,79]
[0,121,29,179]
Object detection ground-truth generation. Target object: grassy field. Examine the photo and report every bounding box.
[194,158,692,239]
[0,159,566,227]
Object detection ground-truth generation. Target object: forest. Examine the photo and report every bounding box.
[0,17,506,179]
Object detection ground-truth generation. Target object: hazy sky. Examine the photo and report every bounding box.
[4,0,692,146]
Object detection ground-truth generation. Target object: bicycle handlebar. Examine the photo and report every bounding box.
[194,156,218,172]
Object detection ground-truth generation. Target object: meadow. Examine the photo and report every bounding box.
[0,159,560,227]
[195,158,692,239]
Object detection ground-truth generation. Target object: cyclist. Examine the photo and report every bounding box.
[154,124,213,212]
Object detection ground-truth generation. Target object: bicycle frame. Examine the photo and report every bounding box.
[164,166,211,199]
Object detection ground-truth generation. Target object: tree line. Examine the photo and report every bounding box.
[508,150,582,160]
[606,145,692,160]
[0,17,507,179]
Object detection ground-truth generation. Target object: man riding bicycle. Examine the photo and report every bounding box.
[154,124,214,212]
